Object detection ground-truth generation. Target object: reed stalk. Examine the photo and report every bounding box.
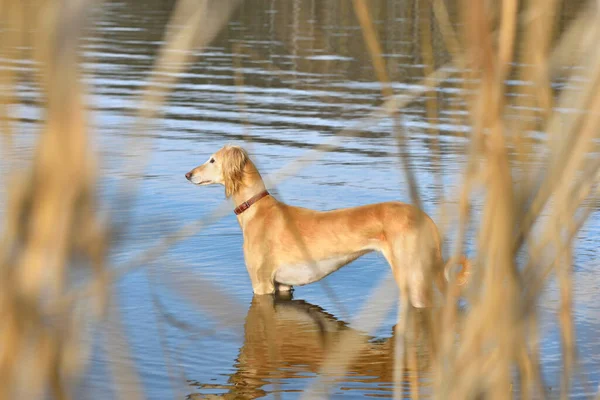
[1,0,598,398]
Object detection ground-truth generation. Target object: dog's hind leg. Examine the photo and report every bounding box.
[381,246,410,309]
[382,244,433,309]
[406,260,433,308]
[434,257,447,298]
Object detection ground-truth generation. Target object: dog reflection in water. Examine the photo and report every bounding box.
[190,294,434,399]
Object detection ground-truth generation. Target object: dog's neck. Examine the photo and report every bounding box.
[231,161,269,223]
[232,182,267,209]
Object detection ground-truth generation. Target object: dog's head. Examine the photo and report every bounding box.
[185,145,249,197]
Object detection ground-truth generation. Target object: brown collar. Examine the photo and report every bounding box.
[234,190,270,215]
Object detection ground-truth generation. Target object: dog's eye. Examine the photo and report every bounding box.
[210,158,215,163]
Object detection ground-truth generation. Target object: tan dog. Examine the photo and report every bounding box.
[185,145,469,307]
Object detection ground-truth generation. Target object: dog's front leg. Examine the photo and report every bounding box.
[249,262,276,295]
[275,283,293,292]
[243,243,274,294]
[252,280,275,295]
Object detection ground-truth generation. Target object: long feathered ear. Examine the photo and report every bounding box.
[222,146,248,197]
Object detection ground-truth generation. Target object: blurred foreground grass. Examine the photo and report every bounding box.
[1,0,599,399]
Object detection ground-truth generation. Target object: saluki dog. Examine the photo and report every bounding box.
[185,145,469,308]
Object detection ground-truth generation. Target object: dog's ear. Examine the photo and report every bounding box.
[222,146,248,197]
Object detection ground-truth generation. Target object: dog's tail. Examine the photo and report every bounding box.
[443,255,472,286]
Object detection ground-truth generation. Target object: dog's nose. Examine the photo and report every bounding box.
[185,172,192,181]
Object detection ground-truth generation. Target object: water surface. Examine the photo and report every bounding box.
[1,0,599,398]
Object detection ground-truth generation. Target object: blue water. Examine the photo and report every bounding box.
[0,0,598,398]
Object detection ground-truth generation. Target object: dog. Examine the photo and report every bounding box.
[185,145,470,307]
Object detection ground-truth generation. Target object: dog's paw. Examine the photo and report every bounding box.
[252,282,275,295]
[275,283,293,292]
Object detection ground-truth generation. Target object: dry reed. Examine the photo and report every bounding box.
[1,0,599,399]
